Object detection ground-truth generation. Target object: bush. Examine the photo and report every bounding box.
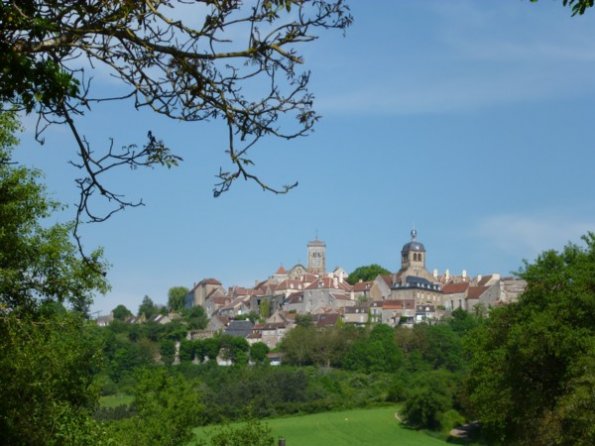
[438,409,465,435]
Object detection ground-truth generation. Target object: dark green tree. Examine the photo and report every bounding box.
[250,342,270,364]
[159,339,176,366]
[411,323,464,372]
[343,324,402,372]
[203,337,222,362]
[219,335,250,366]
[138,295,158,320]
[447,308,479,336]
[347,264,391,285]
[178,339,194,363]
[112,304,133,321]
[183,305,208,330]
[280,325,316,365]
[108,368,203,446]
[0,312,108,446]
[0,111,110,444]
[401,370,458,431]
[167,286,189,312]
[465,234,595,446]
[294,313,314,328]
[203,419,274,446]
[0,111,108,314]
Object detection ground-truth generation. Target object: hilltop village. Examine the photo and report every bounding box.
[106,230,526,350]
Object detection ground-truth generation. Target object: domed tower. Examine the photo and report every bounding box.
[401,229,426,273]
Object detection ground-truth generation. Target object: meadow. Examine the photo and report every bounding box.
[193,406,448,446]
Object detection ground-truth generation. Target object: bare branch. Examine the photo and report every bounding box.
[0,0,352,249]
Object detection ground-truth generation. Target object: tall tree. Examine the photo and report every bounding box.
[107,368,203,446]
[0,1,352,243]
[138,295,158,320]
[167,286,189,312]
[0,111,110,445]
[465,234,595,446]
[112,304,133,321]
[183,304,208,330]
[0,111,108,313]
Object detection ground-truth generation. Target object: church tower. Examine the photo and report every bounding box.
[307,238,326,275]
[400,229,426,274]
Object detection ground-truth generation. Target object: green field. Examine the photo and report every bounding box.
[193,406,447,446]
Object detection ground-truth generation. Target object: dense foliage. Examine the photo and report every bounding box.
[465,234,595,445]
[200,419,275,446]
[0,111,110,445]
[347,264,390,285]
[0,112,108,313]
[168,286,189,312]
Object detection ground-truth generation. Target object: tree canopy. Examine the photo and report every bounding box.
[465,234,595,445]
[0,111,111,445]
[0,0,352,246]
[112,304,133,321]
[167,286,189,312]
[0,110,108,313]
[347,264,391,285]
[138,295,159,320]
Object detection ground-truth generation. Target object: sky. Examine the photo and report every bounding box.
[13,1,595,315]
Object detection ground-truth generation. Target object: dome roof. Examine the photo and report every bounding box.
[401,229,426,255]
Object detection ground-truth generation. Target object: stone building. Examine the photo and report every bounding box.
[185,278,225,307]
[390,230,442,304]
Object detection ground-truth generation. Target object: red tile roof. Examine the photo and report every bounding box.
[276,265,287,274]
[305,277,346,290]
[467,286,489,299]
[353,281,372,292]
[442,282,469,294]
[313,313,340,327]
[330,292,351,301]
[285,292,304,304]
[383,299,415,310]
[381,275,393,287]
[477,275,493,287]
[276,279,303,290]
[199,278,222,286]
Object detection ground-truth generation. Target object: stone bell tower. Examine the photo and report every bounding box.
[307,238,326,275]
[401,229,426,273]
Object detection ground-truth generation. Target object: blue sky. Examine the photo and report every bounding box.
[14,1,595,315]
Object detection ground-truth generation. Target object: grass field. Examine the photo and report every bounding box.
[193,406,448,446]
